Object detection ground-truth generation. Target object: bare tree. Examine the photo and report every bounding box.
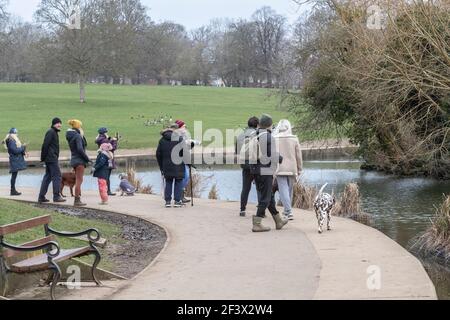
[36,0,98,103]
[252,6,287,87]
[93,0,149,84]
[290,0,450,178]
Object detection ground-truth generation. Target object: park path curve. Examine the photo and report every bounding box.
[0,187,437,300]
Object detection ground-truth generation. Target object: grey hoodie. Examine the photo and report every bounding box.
[236,127,257,169]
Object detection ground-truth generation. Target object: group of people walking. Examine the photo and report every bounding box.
[237,114,303,232]
[3,117,121,206]
[3,114,302,233]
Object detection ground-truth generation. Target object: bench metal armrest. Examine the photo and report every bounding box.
[47,226,101,244]
[1,240,60,258]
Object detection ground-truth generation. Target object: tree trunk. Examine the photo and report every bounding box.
[79,75,86,103]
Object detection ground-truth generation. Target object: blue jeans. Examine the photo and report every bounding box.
[277,176,295,214]
[182,165,190,189]
[165,178,183,202]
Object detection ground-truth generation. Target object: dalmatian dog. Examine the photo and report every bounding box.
[313,183,336,234]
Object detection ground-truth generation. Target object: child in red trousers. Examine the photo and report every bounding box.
[93,143,114,205]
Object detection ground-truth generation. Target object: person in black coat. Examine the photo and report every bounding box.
[2,128,27,196]
[156,125,186,208]
[38,118,66,203]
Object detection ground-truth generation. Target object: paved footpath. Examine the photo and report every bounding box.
[0,187,437,300]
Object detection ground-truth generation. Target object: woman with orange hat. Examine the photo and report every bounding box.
[66,119,90,207]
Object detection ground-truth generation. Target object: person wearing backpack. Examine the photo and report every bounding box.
[251,114,288,233]
[274,119,303,220]
[236,116,259,217]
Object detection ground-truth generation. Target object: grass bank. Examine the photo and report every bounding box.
[0,83,289,151]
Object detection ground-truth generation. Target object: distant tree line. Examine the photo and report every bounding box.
[0,0,301,101]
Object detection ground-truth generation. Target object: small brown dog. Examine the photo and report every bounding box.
[61,171,76,197]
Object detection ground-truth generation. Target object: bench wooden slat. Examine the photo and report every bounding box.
[0,215,52,236]
[3,235,56,258]
[10,247,91,273]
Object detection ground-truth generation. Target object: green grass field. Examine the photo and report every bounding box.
[0,83,289,151]
[0,198,121,270]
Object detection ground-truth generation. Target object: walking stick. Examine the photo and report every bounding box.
[189,165,194,207]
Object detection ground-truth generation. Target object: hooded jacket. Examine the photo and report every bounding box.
[95,133,118,169]
[156,129,186,179]
[93,151,112,180]
[66,129,90,168]
[274,121,303,177]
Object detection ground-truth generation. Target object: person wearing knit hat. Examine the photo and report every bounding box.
[251,113,288,233]
[66,119,90,207]
[68,119,82,130]
[2,128,27,196]
[259,114,273,129]
[38,117,66,203]
[52,117,62,127]
[95,127,120,196]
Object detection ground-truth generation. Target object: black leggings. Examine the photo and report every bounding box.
[107,169,113,193]
[11,172,18,190]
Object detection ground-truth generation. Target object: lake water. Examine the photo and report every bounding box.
[1,159,449,299]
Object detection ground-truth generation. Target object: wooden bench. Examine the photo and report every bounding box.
[0,215,102,300]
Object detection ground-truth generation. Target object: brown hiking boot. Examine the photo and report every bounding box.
[272,213,288,230]
[252,216,271,233]
[74,197,87,207]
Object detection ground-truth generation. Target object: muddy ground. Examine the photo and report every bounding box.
[34,204,167,279]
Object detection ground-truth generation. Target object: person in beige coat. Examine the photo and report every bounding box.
[274,119,303,220]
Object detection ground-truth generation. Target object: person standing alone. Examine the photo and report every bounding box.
[66,119,90,207]
[38,118,66,203]
[2,128,27,196]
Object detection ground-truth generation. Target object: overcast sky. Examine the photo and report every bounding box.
[7,0,309,29]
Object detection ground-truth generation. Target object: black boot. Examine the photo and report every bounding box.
[10,189,21,196]
[107,178,116,196]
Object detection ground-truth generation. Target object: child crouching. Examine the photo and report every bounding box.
[93,143,114,205]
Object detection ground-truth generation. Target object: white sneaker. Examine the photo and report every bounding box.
[287,213,294,220]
